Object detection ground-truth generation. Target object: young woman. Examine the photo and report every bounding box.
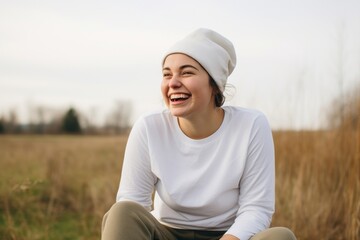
[101,28,296,240]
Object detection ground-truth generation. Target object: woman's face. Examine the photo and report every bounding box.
[161,53,215,119]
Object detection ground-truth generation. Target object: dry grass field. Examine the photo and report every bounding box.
[0,135,127,240]
[0,128,359,239]
[272,129,359,239]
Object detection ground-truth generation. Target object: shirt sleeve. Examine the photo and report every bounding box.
[225,114,275,240]
[116,117,157,211]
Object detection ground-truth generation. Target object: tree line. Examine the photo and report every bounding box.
[0,100,133,135]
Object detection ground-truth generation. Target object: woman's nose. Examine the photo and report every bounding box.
[168,75,181,88]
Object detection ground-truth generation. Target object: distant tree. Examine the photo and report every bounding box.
[0,118,5,134]
[81,106,99,134]
[46,113,63,134]
[33,106,46,134]
[105,100,132,134]
[7,109,20,133]
[62,108,82,134]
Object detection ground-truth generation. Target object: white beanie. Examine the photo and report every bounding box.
[162,28,236,92]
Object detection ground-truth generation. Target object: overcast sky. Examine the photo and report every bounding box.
[1,0,359,129]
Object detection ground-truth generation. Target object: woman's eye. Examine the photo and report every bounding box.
[163,73,171,77]
[182,71,193,75]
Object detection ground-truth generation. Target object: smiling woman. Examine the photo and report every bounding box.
[101,28,297,240]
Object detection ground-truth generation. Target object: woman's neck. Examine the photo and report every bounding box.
[177,107,224,139]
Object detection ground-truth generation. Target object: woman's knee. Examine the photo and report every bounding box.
[252,227,296,240]
[107,201,146,219]
[102,201,151,240]
[271,227,296,240]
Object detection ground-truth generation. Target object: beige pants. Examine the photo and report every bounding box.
[102,201,296,240]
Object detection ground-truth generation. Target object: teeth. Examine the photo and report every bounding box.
[170,94,189,100]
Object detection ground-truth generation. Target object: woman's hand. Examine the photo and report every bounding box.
[220,234,240,240]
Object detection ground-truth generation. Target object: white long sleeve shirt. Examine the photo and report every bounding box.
[116,106,275,240]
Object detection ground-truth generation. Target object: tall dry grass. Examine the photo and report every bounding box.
[272,129,359,239]
[272,87,360,239]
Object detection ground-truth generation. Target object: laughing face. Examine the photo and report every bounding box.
[161,53,215,119]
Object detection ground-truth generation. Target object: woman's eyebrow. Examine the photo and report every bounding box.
[179,65,199,71]
[163,64,199,71]
[162,64,199,72]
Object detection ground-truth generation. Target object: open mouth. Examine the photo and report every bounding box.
[169,93,191,102]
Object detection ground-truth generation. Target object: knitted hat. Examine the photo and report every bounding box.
[162,28,236,92]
